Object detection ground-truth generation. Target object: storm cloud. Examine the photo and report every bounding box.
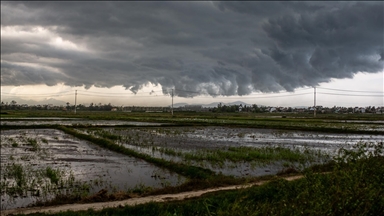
[1,1,383,97]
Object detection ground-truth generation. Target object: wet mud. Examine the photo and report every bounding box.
[0,129,185,210]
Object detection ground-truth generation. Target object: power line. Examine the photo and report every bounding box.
[77,93,167,98]
[318,92,384,97]
[317,99,383,106]
[1,91,73,96]
[177,92,313,99]
[77,90,163,95]
[251,92,314,98]
[317,87,383,94]
[1,92,73,97]
[314,87,316,117]
[174,88,314,97]
[171,89,174,116]
[77,92,131,97]
[74,90,77,114]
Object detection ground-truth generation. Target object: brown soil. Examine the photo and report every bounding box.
[1,175,303,216]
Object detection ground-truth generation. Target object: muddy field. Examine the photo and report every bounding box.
[0,129,185,210]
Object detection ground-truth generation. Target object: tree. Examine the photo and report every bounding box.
[252,104,261,113]
[10,100,17,109]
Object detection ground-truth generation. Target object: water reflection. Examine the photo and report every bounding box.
[0,129,185,210]
[0,119,166,126]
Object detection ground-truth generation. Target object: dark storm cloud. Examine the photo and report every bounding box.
[1,1,383,96]
[1,61,67,86]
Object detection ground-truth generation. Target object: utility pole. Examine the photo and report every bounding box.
[314,87,316,118]
[74,90,77,114]
[171,89,174,116]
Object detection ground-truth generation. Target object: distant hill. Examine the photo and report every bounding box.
[201,102,221,108]
[226,101,253,106]
[177,101,256,108]
[2,97,67,106]
[173,103,189,108]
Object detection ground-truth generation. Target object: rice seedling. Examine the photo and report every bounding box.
[43,167,63,185]
[25,138,40,151]
[21,142,383,216]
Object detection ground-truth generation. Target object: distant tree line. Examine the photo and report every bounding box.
[1,100,382,114]
[210,104,269,113]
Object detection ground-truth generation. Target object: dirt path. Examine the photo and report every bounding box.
[1,175,303,216]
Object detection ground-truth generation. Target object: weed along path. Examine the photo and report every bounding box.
[0,175,303,216]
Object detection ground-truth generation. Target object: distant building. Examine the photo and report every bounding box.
[376,107,383,114]
[238,104,243,112]
[354,107,365,113]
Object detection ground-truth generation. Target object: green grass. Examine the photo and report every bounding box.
[181,146,329,164]
[26,138,40,151]
[44,167,62,185]
[6,163,26,189]
[152,145,331,171]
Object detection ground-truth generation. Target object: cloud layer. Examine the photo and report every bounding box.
[1,1,383,97]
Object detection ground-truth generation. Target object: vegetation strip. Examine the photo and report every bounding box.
[83,127,331,168]
[2,110,383,135]
[1,120,382,138]
[0,175,304,216]
[56,126,216,180]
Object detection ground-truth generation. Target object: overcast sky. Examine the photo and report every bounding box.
[1,1,383,107]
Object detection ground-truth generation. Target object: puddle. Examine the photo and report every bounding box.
[0,129,185,210]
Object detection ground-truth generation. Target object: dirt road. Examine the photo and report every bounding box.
[1,175,303,216]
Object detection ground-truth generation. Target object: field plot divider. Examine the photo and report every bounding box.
[56,126,217,181]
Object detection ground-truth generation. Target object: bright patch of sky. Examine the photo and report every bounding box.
[2,71,382,107]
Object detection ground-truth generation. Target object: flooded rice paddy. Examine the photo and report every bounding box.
[91,126,383,152]
[1,119,383,210]
[0,129,185,210]
[82,127,383,177]
[0,119,165,126]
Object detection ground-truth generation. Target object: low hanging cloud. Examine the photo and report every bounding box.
[1,1,383,97]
